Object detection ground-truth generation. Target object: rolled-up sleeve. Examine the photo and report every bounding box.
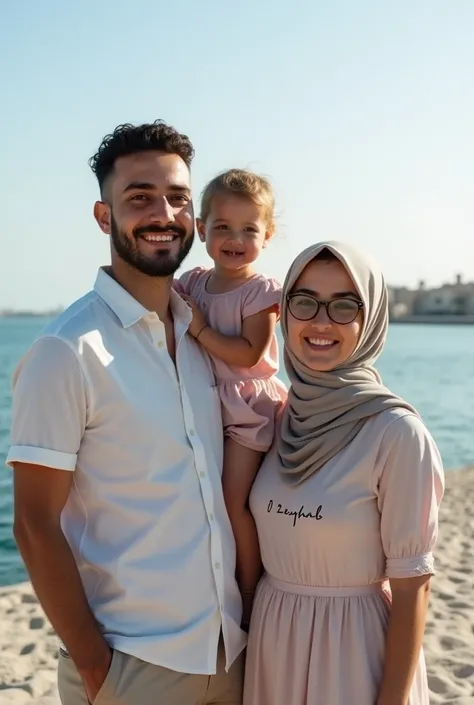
[6,336,87,472]
[375,413,445,580]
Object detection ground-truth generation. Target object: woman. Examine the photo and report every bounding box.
[243,241,444,705]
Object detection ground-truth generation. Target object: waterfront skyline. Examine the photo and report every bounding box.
[2,270,474,316]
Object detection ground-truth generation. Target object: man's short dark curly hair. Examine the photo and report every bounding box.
[89,120,195,196]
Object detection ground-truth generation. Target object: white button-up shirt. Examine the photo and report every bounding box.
[7,268,246,674]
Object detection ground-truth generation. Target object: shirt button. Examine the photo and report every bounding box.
[157,341,164,349]
[215,562,221,569]
[189,429,195,436]
[200,471,206,478]
[209,513,214,521]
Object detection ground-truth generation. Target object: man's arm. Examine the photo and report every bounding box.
[8,337,111,702]
[13,463,111,681]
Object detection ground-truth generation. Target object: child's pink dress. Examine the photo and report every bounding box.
[177,267,287,452]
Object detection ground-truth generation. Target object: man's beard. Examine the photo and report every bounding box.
[110,215,194,277]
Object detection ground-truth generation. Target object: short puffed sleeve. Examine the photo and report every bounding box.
[375,412,445,580]
[242,276,281,319]
[175,266,209,297]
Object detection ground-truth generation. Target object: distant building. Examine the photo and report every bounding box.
[412,274,474,316]
[388,274,474,321]
[387,286,418,318]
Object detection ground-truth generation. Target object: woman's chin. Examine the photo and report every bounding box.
[296,346,343,373]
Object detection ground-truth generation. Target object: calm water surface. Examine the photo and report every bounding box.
[1,318,473,585]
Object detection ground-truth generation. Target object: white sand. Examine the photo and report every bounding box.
[1,468,473,704]
[422,467,474,704]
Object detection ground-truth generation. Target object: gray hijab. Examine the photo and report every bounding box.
[277,240,417,485]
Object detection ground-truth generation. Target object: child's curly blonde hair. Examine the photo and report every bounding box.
[200,168,276,235]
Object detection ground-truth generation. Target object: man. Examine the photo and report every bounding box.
[8,120,246,705]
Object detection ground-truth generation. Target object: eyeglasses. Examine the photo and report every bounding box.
[286,293,363,324]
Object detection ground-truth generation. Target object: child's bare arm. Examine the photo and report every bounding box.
[185,297,278,368]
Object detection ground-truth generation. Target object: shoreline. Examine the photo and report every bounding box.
[390,315,474,324]
[3,313,474,326]
[1,467,473,703]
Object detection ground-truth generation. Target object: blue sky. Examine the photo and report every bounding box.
[1,0,473,310]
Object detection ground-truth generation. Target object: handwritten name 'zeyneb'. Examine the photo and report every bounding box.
[267,500,323,527]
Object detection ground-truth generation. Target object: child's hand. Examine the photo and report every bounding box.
[269,302,280,321]
[182,295,207,338]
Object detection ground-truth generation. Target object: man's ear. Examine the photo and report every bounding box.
[94,201,112,235]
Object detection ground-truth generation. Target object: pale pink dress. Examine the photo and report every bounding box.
[244,408,444,705]
[177,267,287,451]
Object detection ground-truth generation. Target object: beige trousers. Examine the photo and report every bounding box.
[57,640,244,705]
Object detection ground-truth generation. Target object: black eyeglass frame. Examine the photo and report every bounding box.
[286,293,364,324]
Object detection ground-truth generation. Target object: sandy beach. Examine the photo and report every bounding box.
[0,468,473,704]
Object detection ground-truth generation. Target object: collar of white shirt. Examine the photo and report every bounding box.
[93,266,191,329]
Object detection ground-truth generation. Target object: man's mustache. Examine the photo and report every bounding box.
[133,224,187,239]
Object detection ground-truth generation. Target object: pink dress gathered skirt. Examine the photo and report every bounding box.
[244,408,444,705]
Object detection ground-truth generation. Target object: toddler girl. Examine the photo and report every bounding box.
[177,169,287,628]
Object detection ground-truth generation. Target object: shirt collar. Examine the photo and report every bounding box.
[94,267,191,328]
